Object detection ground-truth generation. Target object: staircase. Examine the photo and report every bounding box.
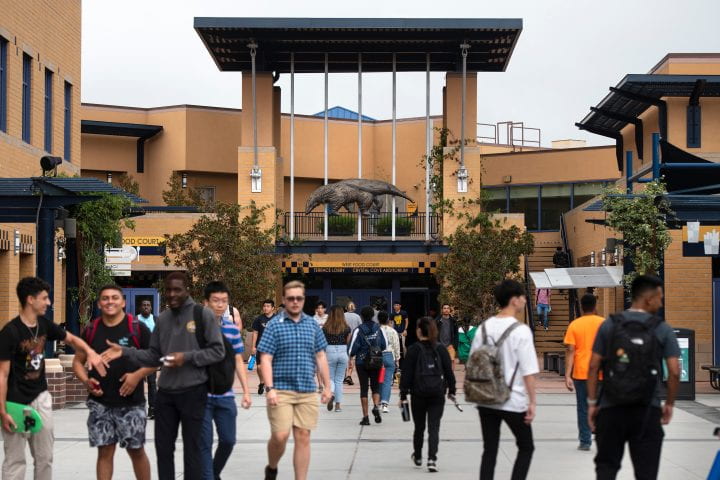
[526,234,570,353]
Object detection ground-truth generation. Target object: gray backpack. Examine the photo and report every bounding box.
[464,321,520,405]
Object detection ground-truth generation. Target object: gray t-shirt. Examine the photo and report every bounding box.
[592,310,680,409]
[344,312,362,331]
[437,316,453,347]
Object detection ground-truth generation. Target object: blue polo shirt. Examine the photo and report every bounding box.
[257,311,328,393]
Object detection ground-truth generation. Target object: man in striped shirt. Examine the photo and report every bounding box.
[200,281,252,480]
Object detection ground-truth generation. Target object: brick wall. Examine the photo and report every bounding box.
[45,359,65,410]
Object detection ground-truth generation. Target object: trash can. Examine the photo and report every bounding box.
[662,328,695,401]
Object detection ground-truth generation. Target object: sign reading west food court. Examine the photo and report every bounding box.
[122,236,166,247]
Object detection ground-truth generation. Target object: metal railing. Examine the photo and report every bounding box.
[559,213,581,319]
[281,212,442,240]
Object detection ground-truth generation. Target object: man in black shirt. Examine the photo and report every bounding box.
[73,285,155,480]
[252,299,275,395]
[0,277,108,480]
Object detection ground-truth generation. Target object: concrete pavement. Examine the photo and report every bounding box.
[2,371,719,479]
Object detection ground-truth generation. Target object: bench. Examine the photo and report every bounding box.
[543,352,566,375]
[702,365,720,391]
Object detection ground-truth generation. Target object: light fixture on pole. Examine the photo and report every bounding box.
[181,173,188,189]
[457,166,469,193]
[251,166,262,193]
[40,155,62,177]
[13,229,20,256]
[106,172,112,184]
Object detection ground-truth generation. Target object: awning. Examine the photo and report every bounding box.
[81,120,163,174]
[530,267,623,289]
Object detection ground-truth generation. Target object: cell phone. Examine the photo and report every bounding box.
[450,396,463,412]
[713,427,720,437]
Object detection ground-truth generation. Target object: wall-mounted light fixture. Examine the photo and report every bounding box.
[251,166,262,193]
[13,229,20,256]
[590,250,596,267]
[457,166,468,193]
[502,175,512,184]
[106,172,112,184]
[600,248,607,266]
[181,173,188,189]
[56,237,66,261]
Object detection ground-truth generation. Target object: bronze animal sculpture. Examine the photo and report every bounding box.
[305,179,413,216]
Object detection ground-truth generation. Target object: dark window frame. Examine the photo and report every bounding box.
[64,81,72,161]
[22,53,32,143]
[687,104,701,148]
[0,37,7,132]
[44,69,53,153]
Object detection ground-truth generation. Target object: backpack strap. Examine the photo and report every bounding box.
[495,322,521,348]
[126,314,141,348]
[193,304,206,348]
[85,317,102,345]
[481,321,489,346]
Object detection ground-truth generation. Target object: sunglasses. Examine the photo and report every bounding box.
[285,296,305,303]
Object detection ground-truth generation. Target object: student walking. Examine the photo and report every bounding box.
[252,299,275,395]
[313,301,328,327]
[257,281,331,480]
[378,311,400,413]
[348,306,388,425]
[536,288,552,331]
[73,284,154,480]
[391,301,408,360]
[344,302,362,331]
[469,280,538,480]
[563,293,604,451]
[0,277,108,480]
[400,316,456,473]
[435,304,458,364]
[137,300,157,419]
[201,281,252,480]
[587,275,680,480]
[102,272,225,480]
[323,305,351,412]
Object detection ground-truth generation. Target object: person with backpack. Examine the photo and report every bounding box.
[137,300,157,419]
[466,280,539,480]
[457,321,479,365]
[378,311,400,413]
[563,293,605,451]
[72,284,154,480]
[348,306,388,425]
[400,316,456,473]
[200,281,252,480]
[257,280,331,480]
[587,275,680,480]
[101,272,225,480]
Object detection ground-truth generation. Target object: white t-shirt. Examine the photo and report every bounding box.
[469,316,539,413]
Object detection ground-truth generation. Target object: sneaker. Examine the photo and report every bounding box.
[427,459,438,472]
[381,403,389,414]
[264,465,278,480]
[411,453,422,467]
[147,408,155,420]
[327,395,335,412]
[359,416,370,426]
[372,406,382,424]
[344,376,354,386]
[334,405,342,412]
[258,383,265,395]
[578,444,591,451]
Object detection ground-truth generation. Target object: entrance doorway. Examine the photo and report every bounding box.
[332,289,391,313]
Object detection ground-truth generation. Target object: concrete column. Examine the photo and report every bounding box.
[443,72,477,144]
[442,146,482,236]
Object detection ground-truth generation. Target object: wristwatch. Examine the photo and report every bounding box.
[587,398,598,406]
[264,385,275,393]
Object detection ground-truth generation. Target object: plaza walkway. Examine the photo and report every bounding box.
[2,370,719,479]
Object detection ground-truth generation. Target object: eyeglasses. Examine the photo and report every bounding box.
[285,296,305,303]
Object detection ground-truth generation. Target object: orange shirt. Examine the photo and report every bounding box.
[563,314,605,380]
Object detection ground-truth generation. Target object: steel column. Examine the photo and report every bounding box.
[323,53,329,241]
[391,53,397,241]
[626,151,633,194]
[358,53,363,241]
[425,53,431,241]
[290,52,295,240]
[652,132,661,180]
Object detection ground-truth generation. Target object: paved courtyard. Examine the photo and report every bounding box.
[2,371,719,479]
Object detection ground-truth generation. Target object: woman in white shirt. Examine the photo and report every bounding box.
[378,311,400,413]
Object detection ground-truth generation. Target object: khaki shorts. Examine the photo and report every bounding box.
[267,390,319,433]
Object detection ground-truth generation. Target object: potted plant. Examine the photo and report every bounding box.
[375,215,413,236]
[318,215,356,236]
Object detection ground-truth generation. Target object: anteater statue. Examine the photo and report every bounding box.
[305,179,413,216]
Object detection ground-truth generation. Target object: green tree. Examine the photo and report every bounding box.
[116,173,140,196]
[602,179,672,286]
[163,202,281,319]
[162,172,204,207]
[436,211,535,326]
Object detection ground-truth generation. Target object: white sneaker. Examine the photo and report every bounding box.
[381,404,389,414]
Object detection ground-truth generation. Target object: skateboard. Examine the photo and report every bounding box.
[6,401,43,434]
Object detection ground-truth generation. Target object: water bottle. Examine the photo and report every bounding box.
[401,401,411,422]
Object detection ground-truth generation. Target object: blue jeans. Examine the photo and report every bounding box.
[573,379,591,447]
[326,345,349,404]
[537,304,550,328]
[201,396,237,480]
[380,352,396,404]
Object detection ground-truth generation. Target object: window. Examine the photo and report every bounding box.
[484,187,508,213]
[687,104,701,148]
[64,82,72,161]
[0,38,7,132]
[509,186,539,230]
[573,182,606,208]
[540,184,571,231]
[22,54,32,143]
[44,69,53,153]
[196,186,216,205]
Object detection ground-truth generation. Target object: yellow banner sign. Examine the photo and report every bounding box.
[282,260,436,274]
[122,236,165,247]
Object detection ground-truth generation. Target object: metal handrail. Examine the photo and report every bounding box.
[524,253,535,334]
[281,211,442,240]
[559,213,581,319]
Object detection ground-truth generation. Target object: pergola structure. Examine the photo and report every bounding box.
[195,17,523,251]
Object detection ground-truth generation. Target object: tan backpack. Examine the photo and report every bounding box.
[464,321,520,405]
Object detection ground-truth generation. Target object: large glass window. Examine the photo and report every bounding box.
[541,184,571,231]
[22,54,32,143]
[64,82,72,161]
[44,69,53,153]
[483,187,507,213]
[0,38,7,132]
[509,186,539,230]
[573,182,606,208]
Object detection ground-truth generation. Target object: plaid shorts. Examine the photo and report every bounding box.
[87,399,147,449]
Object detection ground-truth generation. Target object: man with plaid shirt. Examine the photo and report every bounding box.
[258,280,331,480]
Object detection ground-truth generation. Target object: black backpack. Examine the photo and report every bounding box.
[602,313,662,406]
[358,324,384,370]
[413,344,446,396]
[193,305,236,395]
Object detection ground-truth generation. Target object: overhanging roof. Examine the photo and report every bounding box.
[194,17,523,73]
[578,74,720,135]
[81,120,163,139]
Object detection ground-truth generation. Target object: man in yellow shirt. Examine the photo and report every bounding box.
[563,293,604,451]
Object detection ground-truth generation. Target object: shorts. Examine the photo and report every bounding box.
[87,399,147,449]
[266,390,318,433]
